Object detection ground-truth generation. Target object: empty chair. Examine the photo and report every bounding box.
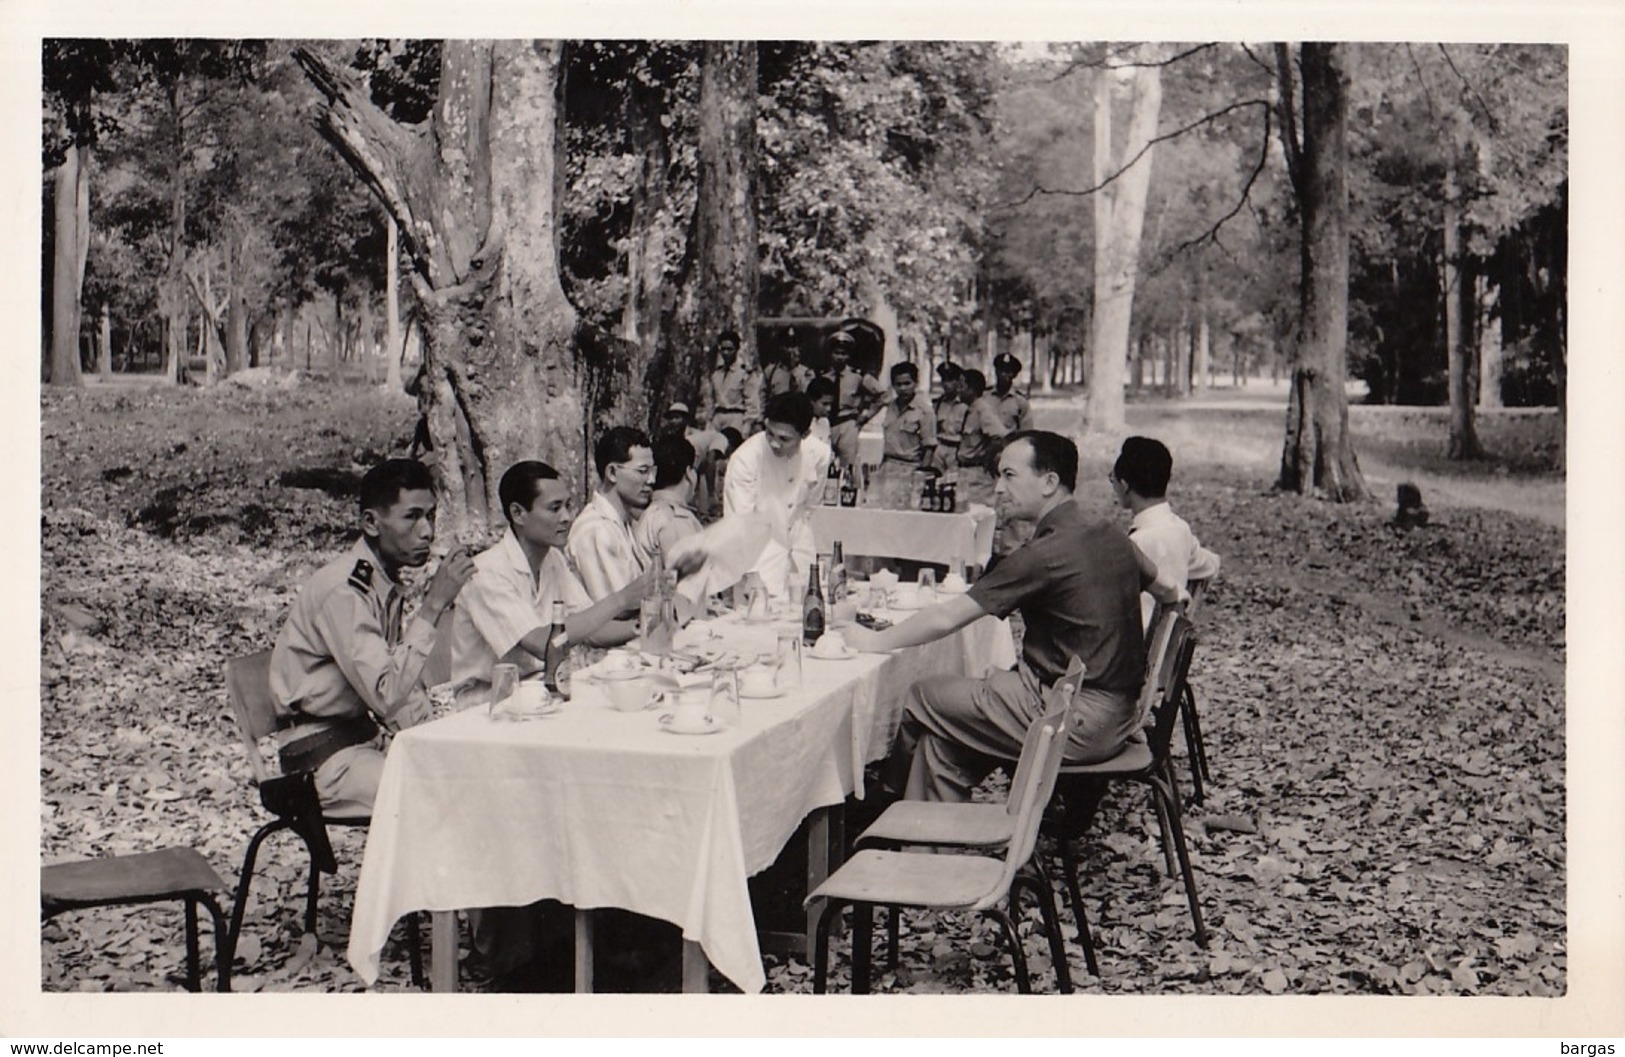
[42,847,232,992]
[805,698,1074,994]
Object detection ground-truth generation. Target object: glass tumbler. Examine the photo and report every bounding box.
[917,567,937,598]
[774,631,804,690]
[710,666,741,727]
[489,663,519,719]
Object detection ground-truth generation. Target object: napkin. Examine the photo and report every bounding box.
[870,568,900,594]
[669,512,774,605]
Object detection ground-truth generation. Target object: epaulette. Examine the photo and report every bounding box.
[347,559,374,594]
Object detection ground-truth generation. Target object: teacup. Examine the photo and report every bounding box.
[669,687,713,731]
[600,670,651,712]
[739,664,777,696]
[514,681,549,710]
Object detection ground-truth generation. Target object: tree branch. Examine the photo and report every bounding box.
[991,98,1270,212]
[1045,42,1216,82]
[1153,102,1275,268]
[1437,43,1500,136]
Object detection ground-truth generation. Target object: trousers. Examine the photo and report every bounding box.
[885,665,1138,803]
[311,740,387,820]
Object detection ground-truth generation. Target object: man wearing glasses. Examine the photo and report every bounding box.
[567,426,656,602]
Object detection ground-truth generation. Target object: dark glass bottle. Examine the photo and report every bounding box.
[829,541,847,605]
[543,600,571,699]
[802,559,827,646]
[838,463,859,507]
[822,457,841,505]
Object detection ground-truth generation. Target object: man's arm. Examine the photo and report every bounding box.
[722,442,758,519]
[1131,540,1186,607]
[844,593,987,653]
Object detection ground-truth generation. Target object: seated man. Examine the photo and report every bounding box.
[844,431,1185,803]
[269,458,475,816]
[1111,436,1221,630]
[450,460,647,700]
[723,391,833,599]
[635,436,705,558]
[567,426,654,601]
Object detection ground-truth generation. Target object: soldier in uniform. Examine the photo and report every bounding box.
[932,361,968,474]
[826,329,885,467]
[879,361,937,474]
[762,332,812,402]
[269,459,475,817]
[701,330,762,437]
[953,368,1010,510]
[991,352,1034,432]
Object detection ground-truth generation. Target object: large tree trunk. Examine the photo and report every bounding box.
[48,144,90,386]
[1444,165,1482,459]
[662,42,759,416]
[863,276,901,377]
[1277,44,1368,500]
[224,258,249,377]
[620,67,673,362]
[385,213,402,391]
[298,41,587,536]
[1476,274,1502,409]
[1085,55,1162,433]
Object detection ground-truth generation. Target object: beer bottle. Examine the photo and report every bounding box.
[823,457,841,505]
[543,600,571,699]
[802,559,827,647]
[839,463,859,507]
[829,541,847,605]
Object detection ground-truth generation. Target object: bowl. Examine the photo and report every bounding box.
[600,670,652,712]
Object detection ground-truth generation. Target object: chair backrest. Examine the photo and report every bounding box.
[1144,616,1197,760]
[1184,578,1211,621]
[1004,655,1084,818]
[225,651,277,786]
[1133,605,1180,728]
[974,698,1071,910]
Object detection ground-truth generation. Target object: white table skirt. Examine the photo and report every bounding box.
[346,613,1015,993]
[808,505,997,567]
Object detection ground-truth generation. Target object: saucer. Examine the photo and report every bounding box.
[739,686,786,699]
[808,646,857,661]
[659,713,722,735]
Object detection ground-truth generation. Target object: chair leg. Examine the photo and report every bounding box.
[811,899,844,994]
[228,818,291,966]
[987,908,1031,994]
[1014,869,1072,994]
[1180,688,1206,805]
[1185,683,1211,784]
[195,893,233,992]
[183,898,202,993]
[1054,823,1101,977]
[1151,775,1207,948]
[303,857,323,937]
[406,912,425,988]
[851,902,874,994]
[885,905,900,972]
[1150,783,1178,878]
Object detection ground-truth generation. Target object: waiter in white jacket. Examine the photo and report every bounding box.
[722,391,832,600]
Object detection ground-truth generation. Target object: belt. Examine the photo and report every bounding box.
[715,407,745,414]
[278,713,380,775]
[938,437,961,446]
[832,414,858,424]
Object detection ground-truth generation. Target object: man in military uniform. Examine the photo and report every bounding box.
[879,361,937,475]
[762,333,812,402]
[701,330,762,437]
[932,361,967,475]
[954,368,1010,510]
[826,329,885,467]
[269,459,475,817]
[991,352,1034,432]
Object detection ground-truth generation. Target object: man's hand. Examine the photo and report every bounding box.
[387,692,432,732]
[667,539,708,577]
[844,624,889,654]
[616,568,657,610]
[423,545,476,616]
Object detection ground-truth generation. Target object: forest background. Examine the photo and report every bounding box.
[10,0,1625,1041]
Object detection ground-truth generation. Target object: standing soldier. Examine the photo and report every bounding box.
[762,331,812,402]
[879,361,937,473]
[932,361,967,474]
[825,329,885,468]
[953,369,1009,510]
[701,330,762,437]
[991,352,1034,433]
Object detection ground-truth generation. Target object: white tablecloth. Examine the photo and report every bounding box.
[346,612,1015,993]
[808,505,997,567]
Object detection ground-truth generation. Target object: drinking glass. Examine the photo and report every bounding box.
[774,631,804,689]
[710,667,741,727]
[917,567,937,597]
[488,663,519,719]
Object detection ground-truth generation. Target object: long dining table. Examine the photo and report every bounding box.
[346,596,1016,994]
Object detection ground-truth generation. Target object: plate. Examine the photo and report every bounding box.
[739,686,787,699]
[808,646,858,661]
[658,713,723,735]
[885,596,929,611]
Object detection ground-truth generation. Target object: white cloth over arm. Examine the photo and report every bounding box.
[722,432,832,598]
[669,513,774,605]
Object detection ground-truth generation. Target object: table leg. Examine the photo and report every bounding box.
[681,939,710,993]
[574,909,594,993]
[429,910,457,992]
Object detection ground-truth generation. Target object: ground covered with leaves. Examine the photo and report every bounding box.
[38,382,1564,997]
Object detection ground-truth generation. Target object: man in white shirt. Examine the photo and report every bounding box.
[567,426,655,603]
[723,391,832,599]
[1110,436,1221,629]
[451,461,647,698]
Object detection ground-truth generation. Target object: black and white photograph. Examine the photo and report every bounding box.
[9,0,1624,1043]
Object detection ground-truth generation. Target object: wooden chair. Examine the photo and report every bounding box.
[223,650,424,985]
[1053,616,1207,950]
[1177,578,1213,804]
[42,847,232,992]
[850,656,1099,977]
[805,698,1074,994]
